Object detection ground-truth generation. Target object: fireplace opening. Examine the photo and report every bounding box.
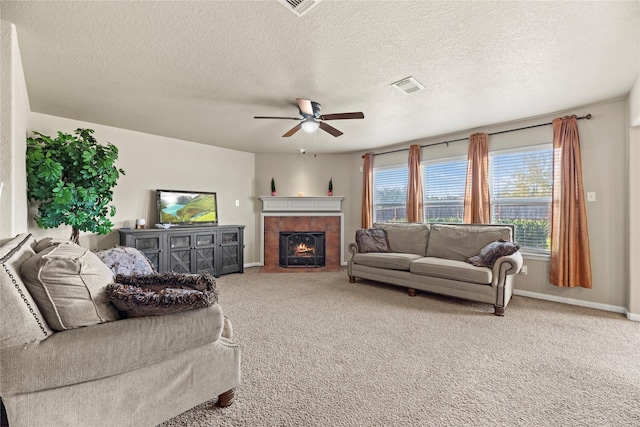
[279,232,326,268]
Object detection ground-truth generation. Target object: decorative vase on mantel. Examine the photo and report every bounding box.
[328,177,333,196]
[271,177,276,196]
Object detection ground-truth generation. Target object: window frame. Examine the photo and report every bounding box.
[372,164,409,223]
[421,154,467,224]
[488,143,553,256]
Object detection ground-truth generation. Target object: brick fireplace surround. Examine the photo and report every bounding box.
[260,197,344,273]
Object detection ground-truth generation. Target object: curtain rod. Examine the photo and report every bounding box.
[364,114,592,158]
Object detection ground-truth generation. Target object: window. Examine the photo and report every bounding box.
[422,157,466,223]
[490,144,552,252]
[373,166,407,222]
[372,143,553,252]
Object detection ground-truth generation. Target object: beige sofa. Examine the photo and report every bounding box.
[0,233,241,427]
[348,223,523,315]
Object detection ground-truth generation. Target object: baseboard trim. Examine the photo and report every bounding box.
[513,289,628,316]
[626,310,640,322]
[244,262,262,268]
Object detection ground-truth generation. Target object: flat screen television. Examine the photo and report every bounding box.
[157,189,218,226]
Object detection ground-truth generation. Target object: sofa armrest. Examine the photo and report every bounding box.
[491,251,523,287]
[348,241,359,256]
[347,242,359,277]
[0,304,227,395]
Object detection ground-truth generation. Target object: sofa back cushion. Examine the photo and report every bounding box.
[0,234,53,349]
[373,222,430,256]
[426,224,514,261]
[20,243,120,331]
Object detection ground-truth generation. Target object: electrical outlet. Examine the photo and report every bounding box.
[519,265,528,275]
[235,200,240,206]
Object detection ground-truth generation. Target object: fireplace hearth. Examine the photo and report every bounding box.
[279,232,326,268]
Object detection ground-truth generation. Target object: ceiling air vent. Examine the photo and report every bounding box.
[391,77,425,94]
[278,0,322,17]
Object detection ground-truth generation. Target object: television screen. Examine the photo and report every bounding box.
[157,189,218,226]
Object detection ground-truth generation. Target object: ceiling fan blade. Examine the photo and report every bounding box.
[319,112,365,121]
[283,124,302,137]
[296,98,314,116]
[319,121,343,137]
[254,116,300,120]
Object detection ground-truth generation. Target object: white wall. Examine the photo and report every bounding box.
[0,21,30,243]
[628,74,640,319]
[28,113,258,264]
[630,75,640,127]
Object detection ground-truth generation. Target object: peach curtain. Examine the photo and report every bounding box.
[550,116,592,288]
[406,144,424,223]
[361,152,374,228]
[463,133,490,223]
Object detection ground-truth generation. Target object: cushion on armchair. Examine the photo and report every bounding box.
[106,271,218,318]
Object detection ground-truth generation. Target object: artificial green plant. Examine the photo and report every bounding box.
[25,128,125,244]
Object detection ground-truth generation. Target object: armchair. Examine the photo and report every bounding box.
[0,234,240,427]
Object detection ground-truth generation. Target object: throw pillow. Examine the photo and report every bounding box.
[20,243,120,331]
[33,237,65,253]
[467,239,520,268]
[95,245,156,276]
[355,228,390,253]
[106,271,218,318]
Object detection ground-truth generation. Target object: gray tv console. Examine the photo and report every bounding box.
[119,225,244,277]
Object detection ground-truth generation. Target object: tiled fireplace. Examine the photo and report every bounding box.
[260,197,344,273]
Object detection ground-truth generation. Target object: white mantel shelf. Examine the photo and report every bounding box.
[260,196,343,212]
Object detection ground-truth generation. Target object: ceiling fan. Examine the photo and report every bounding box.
[254,98,365,137]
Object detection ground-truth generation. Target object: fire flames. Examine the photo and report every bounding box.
[293,243,315,257]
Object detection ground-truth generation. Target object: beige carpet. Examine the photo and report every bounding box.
[161,268,640,426]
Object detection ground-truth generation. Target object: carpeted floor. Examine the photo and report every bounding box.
[160,268,640,426]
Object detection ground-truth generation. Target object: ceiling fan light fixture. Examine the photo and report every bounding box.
[301,119,320,133]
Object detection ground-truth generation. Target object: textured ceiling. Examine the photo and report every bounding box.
[2,1,639,154]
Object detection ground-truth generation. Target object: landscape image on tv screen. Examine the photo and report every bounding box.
[158,190,218,224]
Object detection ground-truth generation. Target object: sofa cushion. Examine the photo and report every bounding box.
[353,252,423,271]
[468,239,520,268]
[426,224,513,261]
[0,234,54,349]
[355,228,390,253]
[373,222,430,256]
[0,304,226,395]
[107,272,218,318]
[20,243,120,331]
[410,257,492,285]
[95,245,156,276]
